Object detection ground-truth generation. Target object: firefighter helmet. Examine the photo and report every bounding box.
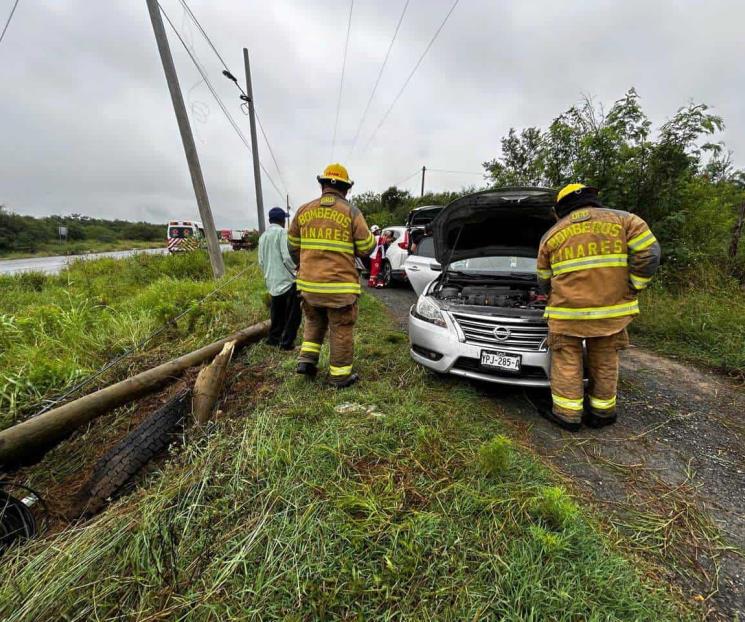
[556,183,598,205]
[317,163,354,188]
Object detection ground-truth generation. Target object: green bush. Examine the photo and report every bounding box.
[477,434,514,477]
[530,486,579,529]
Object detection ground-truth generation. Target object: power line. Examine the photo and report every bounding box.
[428,168,484,176]
[347,0,410,161]
[0,0,21,46]
[393,169,421,187]
[331,0,354,160]
[159,3,285,202]
[362,0,460,153]
[177,0,292,204]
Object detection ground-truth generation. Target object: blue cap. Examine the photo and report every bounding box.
[268,207,286,222]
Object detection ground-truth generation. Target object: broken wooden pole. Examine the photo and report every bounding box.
[193,340,235,425]
[0,320,270,468]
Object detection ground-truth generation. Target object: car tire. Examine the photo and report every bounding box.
[381,260,393,288]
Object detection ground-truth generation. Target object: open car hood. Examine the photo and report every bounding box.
[407,205,443,228]
[432,187,556,265]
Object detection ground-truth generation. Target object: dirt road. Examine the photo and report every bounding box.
[370,284,744,620]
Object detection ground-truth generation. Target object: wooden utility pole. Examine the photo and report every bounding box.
[286,194,290,220]
[146,0,224,278]
[421,166,426,197]
[243,48,266,233]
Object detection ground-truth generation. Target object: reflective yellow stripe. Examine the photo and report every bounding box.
[537,268,553,279]
[630,273,652,290]
[628,230,657,252]
[329,364,353,376]
[355,234,375,251]
[544,300,639,320]
[288,235,301,247]
[300,240,354,253]
[552,394,584,411]
[301,341,321,353]
[589,395,616,410]
[551,254,628,276]
[296,279,361,295]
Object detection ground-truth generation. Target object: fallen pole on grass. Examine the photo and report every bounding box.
[193,340,235,425]
[0,320,270,468]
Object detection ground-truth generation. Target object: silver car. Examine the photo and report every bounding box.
[408,187,556,388]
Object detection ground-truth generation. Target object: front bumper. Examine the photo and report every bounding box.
[408,306,551,388]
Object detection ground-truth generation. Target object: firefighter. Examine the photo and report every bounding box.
[287,163,375,388]
[536,183,661,431]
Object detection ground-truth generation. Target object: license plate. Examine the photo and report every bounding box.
[480,349,522,372]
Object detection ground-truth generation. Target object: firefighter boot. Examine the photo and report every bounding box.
[584,330,629,428]
[547,333,585,432]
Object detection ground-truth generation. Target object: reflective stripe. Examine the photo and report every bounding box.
[355,234,375,252]
[551,254,628,276]
[288,235,301,247]
[628,230,657,252]
[552,394,584,411]
[537,268,553,279]
[544,299,640,320]
[329,364,353,376]
[589,395,616,410]
[300,239,354,253]
[296,279,361,295]
[301,341,321,353]
[630,273,652,290]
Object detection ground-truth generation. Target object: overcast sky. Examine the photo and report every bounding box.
[1,0,743,229]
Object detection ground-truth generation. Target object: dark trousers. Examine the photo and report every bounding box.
[267,284,302,348]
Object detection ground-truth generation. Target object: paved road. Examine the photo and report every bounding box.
[0,246,233,276]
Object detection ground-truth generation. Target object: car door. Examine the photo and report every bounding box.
[404,237,441,296]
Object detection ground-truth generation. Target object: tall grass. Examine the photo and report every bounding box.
[0,251,265,429]
[633,264,745,376]
[0,295,690,620]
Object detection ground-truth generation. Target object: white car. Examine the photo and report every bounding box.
[377,226,408,286]
[404,236,441,296]
[408,187,556,388]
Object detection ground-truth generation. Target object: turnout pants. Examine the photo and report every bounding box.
[267,284,302,349]
[548,329,629,424]
[298,300,358,384]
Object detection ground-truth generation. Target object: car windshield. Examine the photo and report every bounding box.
[449,256,537,273]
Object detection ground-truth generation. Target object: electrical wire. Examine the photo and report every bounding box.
[0,485,37,552]
[331,0,354,160]
[347,0,410,161]
[362,0,460,153]
[428,168,484,176]
[30,265,251,418]
[176,0,292,205]
[0,0,20,46]
[159,4,285,201]
[393,169,421,187]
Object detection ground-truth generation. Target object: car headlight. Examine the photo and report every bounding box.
[414,295,446,327]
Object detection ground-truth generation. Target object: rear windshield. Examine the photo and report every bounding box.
[450,256,537,273]
[169,227,194,238]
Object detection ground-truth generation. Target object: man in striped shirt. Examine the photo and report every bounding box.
[536,183,661,431]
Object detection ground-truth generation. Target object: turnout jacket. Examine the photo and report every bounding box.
[536,206,661,337]
[288,188,374,307]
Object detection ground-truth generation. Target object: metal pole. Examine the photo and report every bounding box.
[421,165,426,197]
[243,48,266,233]
[146,0,224,278]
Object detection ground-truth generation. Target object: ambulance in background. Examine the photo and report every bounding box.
[166,220,205,253]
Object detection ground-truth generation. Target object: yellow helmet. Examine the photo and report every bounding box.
[317,163,353,187]
[556,183,589,204]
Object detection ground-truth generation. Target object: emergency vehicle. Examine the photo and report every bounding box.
[166,220,205,253]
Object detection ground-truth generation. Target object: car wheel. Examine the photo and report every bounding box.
[381,260,392,287]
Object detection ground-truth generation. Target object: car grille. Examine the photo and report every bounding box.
[450,312,548,352]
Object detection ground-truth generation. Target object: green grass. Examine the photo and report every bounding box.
[0,239,165,259]
[633,265,745,377]
[0,250,265,429]
[0,287,692,620]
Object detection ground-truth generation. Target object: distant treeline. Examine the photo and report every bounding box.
[0,207,164,253]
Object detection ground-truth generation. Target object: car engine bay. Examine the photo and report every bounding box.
[433,283,547,310]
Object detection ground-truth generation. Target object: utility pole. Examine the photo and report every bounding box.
[286,194,290,220]
[145,0,224,278]
[243,48,266,233]
[421,165,426,197]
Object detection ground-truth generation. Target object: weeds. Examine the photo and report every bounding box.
[478,434,514,477]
